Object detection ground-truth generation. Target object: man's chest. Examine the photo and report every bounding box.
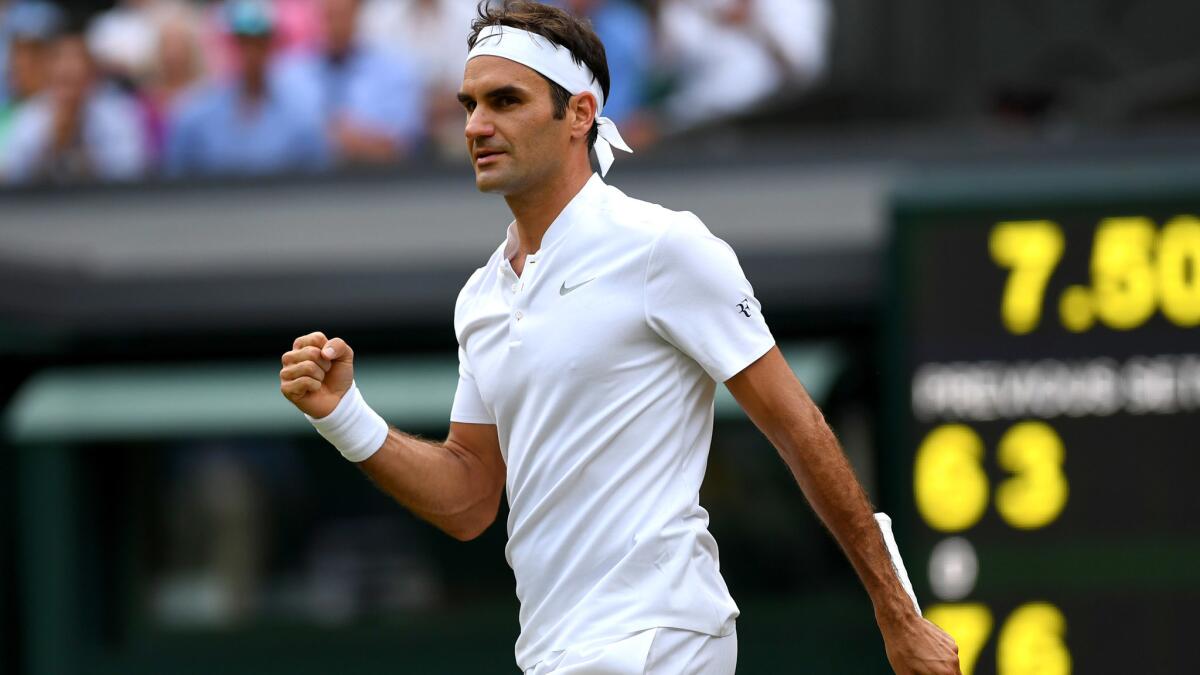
[460,251,668,416]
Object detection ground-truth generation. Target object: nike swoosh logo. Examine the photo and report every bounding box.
[559,277,597,296]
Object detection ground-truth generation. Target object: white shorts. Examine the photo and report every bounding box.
[525,627,737,675]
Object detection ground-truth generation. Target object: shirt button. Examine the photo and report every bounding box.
[515,311,524,320]
[511,283,518,292]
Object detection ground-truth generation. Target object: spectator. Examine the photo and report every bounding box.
[140,5,205,162]
[87,0,167,87]
[657,0,832,131]
[357,0,475,93]
[274,0,324,53]
[354,0,478,155]
[277,0,425,165]
[0,1,62,151]
[3,1,61,102]
[1,28,149,183]
[200,0,323,80]
[164,0,329,177]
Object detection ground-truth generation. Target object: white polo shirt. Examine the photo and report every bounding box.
[450,173,775,671]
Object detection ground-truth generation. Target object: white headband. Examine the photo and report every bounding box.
[466,24,632,176]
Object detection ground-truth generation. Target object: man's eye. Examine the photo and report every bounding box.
[497,97,518,107]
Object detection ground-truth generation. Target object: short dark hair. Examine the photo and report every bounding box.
[467,0,610,152]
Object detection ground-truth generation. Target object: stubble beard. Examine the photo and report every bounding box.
[475,157,529,196]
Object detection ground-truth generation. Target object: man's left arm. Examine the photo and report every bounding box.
[726,346,961,675]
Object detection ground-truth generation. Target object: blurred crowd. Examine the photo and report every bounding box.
[0,0,830,185]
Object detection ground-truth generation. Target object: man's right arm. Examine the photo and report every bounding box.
[280,331,505,541]
[359,422,504,541]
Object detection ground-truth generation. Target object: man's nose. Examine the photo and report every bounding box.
[465,108,495,142]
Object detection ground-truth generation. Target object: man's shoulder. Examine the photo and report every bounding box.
[596,186,731,272]
[453,239,507,312]
[458,260,493,298]
[594,183,702,244]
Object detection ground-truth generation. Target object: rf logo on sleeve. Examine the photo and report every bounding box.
[736,298,753,317]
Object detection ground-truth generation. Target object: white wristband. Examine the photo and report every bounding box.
[875,512,922,615]
[304,381,389,462]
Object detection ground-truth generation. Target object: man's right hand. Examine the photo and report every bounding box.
[279,331,356,418]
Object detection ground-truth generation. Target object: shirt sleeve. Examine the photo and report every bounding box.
[449,267,494,424]
[644,214,776,382]
[450,346,494,424]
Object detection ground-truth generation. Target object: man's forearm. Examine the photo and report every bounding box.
[768,407,918,622]
[358,428,503,540]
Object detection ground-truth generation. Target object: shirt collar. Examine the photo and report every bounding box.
[503,173,605,261]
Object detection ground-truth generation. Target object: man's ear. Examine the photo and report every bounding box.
[568,92,598,140]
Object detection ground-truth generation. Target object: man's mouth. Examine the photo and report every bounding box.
[475,149,505,166]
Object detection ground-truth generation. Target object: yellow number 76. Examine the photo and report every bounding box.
[926,602,1071,675]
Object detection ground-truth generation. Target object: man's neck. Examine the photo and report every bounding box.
[504,165,593,260]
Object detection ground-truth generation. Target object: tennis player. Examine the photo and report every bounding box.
[280,2,960,673]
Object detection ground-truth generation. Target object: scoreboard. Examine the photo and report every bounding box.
[886,168,1200,675]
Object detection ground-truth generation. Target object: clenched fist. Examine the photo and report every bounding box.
[882,613,962,675]
[279,331,355,418]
